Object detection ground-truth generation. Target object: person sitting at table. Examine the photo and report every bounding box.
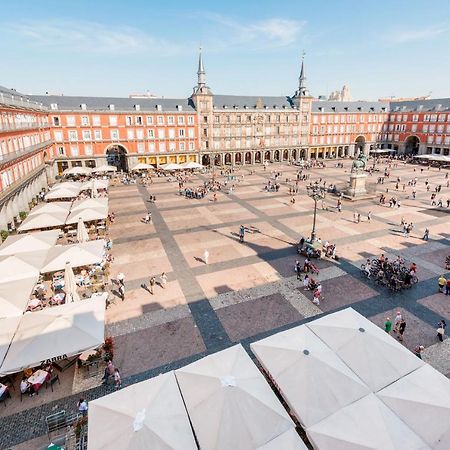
[20,377,35,396]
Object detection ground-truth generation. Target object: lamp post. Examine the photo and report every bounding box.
[306,181,326,242]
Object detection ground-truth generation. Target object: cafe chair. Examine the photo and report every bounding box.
[46,374,61,392]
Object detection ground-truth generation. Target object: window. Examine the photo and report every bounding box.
[159,142,166,152]
[136,129,143,139]
[50,103,58,110]
[188,129,194,138]
[137,143,145,153]
[203,116,208,123]
[66,116,75,126]
[158,129,165,138]
[189,142,194,150]
[148,129,154,138]
[109,116,117,126]
[126,116,132,126]
[54,131,63,142]
[169,142,176,151]
[94,130,102,140]
[146,116,154,125]
[412,115,419,122]
[70,145,79,156]
[237,115,241,123]
[58,146,65,155]
[68,130,78,141]
[148,142,155,152]
[84,144,93,155]
[168,129,175,138]
[82,130,91,141]
[188,116,194,125]
[92,116,101,126]
[157,116,164,125]
[81,116,89,126]
[135,116,143,125]
[168,116,174,125]
[127,129,135,139]
[179,142,185,151]
[52,116,60,126]
[179,129,185,137]
[178,116,185,125]
[422,124,429,132]
[110,129,119,140]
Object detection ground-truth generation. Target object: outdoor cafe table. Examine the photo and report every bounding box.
[28,370,49,391]
[0,383,8,397]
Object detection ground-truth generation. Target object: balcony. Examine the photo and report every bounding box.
[0,93,47,111]
[0,123,49,133]
[0,140,53,167]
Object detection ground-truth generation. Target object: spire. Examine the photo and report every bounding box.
[197,46,206,88]
[298,50,306,93]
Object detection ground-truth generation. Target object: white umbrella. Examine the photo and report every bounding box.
[88,371,197,450]
[28,202,72,218]
[131,163,154,171]
[91,178,98,198]
[180,161,203,169]
[92,165,117,173]
[64,261,80,303]
[76,217,90,243]
[160,163,181,171]
[71,198,108,213]
[65,207,108,225]
[18,212,68,231]
[63,166,92,176]
[0,230,59,255]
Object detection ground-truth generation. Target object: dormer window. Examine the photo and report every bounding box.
[134,104,141,111]
[370,107,375,112]
[80,103,87,110]
[108,104,115,111]
[176,105,182,111]
[50,103,58,110]
[344,107,348,111]
[331,107,336,112]
[357,107,362,111]
[156,104,162,111]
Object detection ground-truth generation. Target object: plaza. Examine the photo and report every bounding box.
[1,158,449,449]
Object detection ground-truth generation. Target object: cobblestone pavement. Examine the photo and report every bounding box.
[4,160,450,449]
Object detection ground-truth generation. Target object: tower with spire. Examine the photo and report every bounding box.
[193,47,212,96]
[292,51,312,110]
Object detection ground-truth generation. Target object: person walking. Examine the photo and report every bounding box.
[114,368,122,389]
[393,311,402,333]
[118,282,125,301]
[149,276,156,295]
[77,398,88,417]
[437,319,447,342]
[414,345,425,359]
[422,228,429,241]
[367,211,372,222]
[203,249,209,264]
[384,317,392,334]
[160,272,167,289]
[397,319,407,342]
[295,260,302,280]
[438,274,447,293]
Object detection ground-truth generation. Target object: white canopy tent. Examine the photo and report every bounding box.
[18,212,68,232]
[0,251,47,282]
[258,429,308,450]
[63,166,92,176]
[49,182,83,192]
[0,316,21,370]
[180,161,203,169]
[306,308,424,392]
[306,393,429,450]
[251,325,370,427]
[88,371,197,450]
[160,163,181,171]
[377,364,450,449]
[40,240,105,273]
[0,294,107,375]
[27,202,72,218]
[65,207,108,225]
[0,277,40,318]
[92,164,117,173]
[81,179,109,191]
[0,230,59,256]
[45,187,81,200]
[415,154,450,162]
[131,163,154,171]
[175,344,301,450]
[71,198,108,213]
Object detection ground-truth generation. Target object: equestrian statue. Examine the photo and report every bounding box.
[351,153,368,173]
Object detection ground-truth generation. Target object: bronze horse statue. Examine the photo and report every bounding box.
[351,153,368,172]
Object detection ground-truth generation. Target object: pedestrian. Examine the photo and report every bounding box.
[414,345,424,359]
[438,274,447,293]
[239,224,245,243]
[437,320,447,342]
[116,272,125,285]
[114,368,122,389]
[118,283,125,301]
[149,276,156,295]
[357,213,361,223]
[422,228,429,241]
[446,278,450,296]
[303,274,309,290]
[393,311,402,333]
[384,317,392,334]
[295,260,302,280]
[203,249,209,264]
[160,272,167,288]
[367,211,372,222]
[397,319,406,341]
[77,398,88,417]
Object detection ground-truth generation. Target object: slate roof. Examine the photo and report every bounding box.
[212,95,293,110]
[390,98,450,112]
[28,95,196,112]
[311,101,390,113]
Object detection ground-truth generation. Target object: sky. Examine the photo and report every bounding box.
[1,0,450,100]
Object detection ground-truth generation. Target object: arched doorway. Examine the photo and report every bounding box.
[264,151,271,162]
[225,153,232,165]
[355,136,366,155]
[283,150,289,161]
[214,154,221,166]
[202,155,210,166]
[292,149,297,161]
[300,149,306,159]
[235,153,242,165]
[106,144,128,172]
[255,151,262,163]
[274,150,280,162]
[404,135,420,155]
[245,152,252,164]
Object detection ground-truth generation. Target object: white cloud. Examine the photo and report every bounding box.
[5,20,187,55]
[387,25,448,44]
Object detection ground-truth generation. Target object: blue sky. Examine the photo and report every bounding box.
[1,0,449,100]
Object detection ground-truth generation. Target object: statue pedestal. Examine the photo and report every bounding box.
[347,172,368,197]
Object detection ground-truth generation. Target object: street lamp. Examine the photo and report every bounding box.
[306,181,326,242]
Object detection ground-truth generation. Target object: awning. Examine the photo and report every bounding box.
[71,198,108,213]
[0,251,47,282]
[65,207,108,224]
[131,163,154,171]
[0,230,59,256]
[175,344,301,449]
[88,371,197,450]
[45,188,81,200]
[64,166,92,176]
[180,161,203,169]
[27,202,72,218]
[0,277,39,318]
[0,294,107,375]
[18,212,68,232]
[92,165,117,173]
[0,316,21,369]
[160,163,182,171]
[81,179,109,191]
[40,239,105,273]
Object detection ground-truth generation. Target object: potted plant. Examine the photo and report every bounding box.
[103,337,114,360]
[0,230,9,242]
[74,416,88,440]
[19,211,27,221]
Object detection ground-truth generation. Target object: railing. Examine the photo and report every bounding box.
[0,123,49,133]
[0,140,52,166]
[0,93,47,110]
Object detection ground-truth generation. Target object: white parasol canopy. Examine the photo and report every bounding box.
[180,161,203,169]
[306,308,424,391]
[27,202,72,218]
[76,217,90,243]
[251,325,370,427]
[306,393,429,450]
[40,240,105,273]
[71,197,108,213]
[175,344,299,450]
[88,371,197,450]
[131,163,154,171]
[0,316,21,370]
[92,165,117,173]
[49,182,83,192]
[18,212,68,232]
[45,187,81,200]
[64,261,81,303]
[258,428,308,450]
[0,294,107,375]
[377,364,450,449]
[0,230,59,256]
[81,179,109,191]
[63,166,92,176]
[0,251,47,282]
[0,277,39,318]
[160,163,181,171]
[65,207,108,225]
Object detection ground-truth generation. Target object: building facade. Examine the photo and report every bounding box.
[0,52,449,231]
